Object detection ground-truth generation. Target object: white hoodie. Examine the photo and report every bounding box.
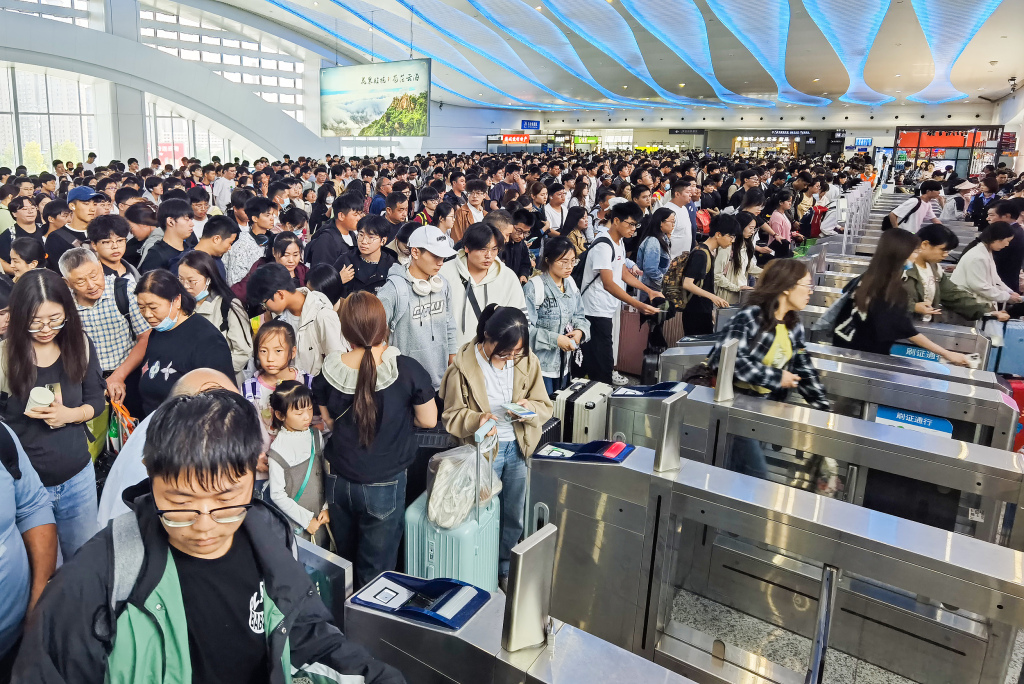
[439,251,527,347]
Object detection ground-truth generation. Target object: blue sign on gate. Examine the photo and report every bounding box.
[521,120,540,130]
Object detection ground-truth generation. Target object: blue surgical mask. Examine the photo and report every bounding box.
[903,262,914,271]
[154,315,176,332]
[195,279,210,302]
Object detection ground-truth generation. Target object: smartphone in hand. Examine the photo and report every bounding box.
[503,403,536,421]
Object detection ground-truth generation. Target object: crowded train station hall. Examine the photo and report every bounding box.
[1,0,1024,682]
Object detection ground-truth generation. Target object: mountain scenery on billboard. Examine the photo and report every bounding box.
[320,58,430,138]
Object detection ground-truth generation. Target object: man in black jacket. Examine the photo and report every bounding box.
[306,191,362,267]
[13,390,405,684]
[333,215,397,298]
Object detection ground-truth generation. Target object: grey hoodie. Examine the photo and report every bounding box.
[377,267,459,390]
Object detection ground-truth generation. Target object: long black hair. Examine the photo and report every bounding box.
[6,269,89,400]
[636,207,674,255]
[765,189,794,216]
[962,220,1015,257]
[855,229,919,311]
[732,211,758,275]
[179,250,243,334]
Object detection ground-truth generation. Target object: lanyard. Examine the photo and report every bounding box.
[292,429,316,502]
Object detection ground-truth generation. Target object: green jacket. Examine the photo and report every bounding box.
[13,486,405,684]
[902,262,992,321]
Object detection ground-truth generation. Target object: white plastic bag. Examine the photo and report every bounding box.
[426,444,502,530]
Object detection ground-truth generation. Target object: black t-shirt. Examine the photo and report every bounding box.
[312,355,434,483]
[992,223,1024,294]
[833,294,918,355]
[45,226,89,272]
[138,314,236,416]
[0,224,45,263]
[139,240,185,273]
[124,237,144,268]
[170,533,270,684]
[682,245,715,314]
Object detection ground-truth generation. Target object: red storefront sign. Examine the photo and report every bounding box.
[502,134,530,144]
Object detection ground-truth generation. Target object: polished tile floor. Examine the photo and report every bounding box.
[671,589,1024,684]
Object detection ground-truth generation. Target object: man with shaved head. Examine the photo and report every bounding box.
[96,369,239,526]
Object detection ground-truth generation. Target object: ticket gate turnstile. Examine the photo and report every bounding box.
[527,443,1024,684]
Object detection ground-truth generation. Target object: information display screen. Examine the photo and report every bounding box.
[320,58,430,137]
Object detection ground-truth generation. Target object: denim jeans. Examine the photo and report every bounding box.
[543,375,570,397]
[47,461,99,560]
[727,437,769,480]
[329,471,407,590]
[493,441,527,578]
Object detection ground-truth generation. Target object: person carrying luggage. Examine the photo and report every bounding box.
[439,305,553,589]
[705,259,828,479]
[313,292,437,589]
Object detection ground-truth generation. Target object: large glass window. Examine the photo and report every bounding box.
[0,68,95,172]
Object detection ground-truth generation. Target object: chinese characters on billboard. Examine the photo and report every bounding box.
[320,58,430,137]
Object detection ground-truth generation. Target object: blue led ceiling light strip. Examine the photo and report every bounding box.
[464,0,681,109]
[618,0,771,107]
[801,0,893,105]
[539,0,722,108]
[325,0,581,110]
[704,0,830,107]
[264,0,575,111]
[391,0,649,110]
[906,0,1004,104]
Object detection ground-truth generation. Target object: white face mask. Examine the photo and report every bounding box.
[325,196,334,205]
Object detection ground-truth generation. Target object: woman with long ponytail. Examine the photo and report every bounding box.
[313,291,437,588]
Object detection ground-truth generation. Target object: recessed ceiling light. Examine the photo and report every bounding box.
[812,78,820,82]
[623,85,628,88]
[678,83,685,87]
[896,90,901,93]
[895,74,901,78]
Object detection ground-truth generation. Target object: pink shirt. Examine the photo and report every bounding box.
[770,210,791,242]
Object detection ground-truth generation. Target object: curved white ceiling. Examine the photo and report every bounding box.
[254,0,1021,111]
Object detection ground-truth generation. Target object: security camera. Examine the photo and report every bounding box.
[1010,77,1018,93]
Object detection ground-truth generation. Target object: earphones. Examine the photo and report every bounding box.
[407,273,444,296]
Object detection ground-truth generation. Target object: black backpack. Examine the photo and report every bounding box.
[570,236,613,294]
[112,276,136,341]
[0,423,20,480]
[882,198,922,231]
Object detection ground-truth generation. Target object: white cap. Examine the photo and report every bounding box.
[955,180,977,190]
[408,225,456,258]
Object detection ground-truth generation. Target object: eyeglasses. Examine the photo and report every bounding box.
[794,282,815,292]
[97,237,127,248]
[357,233,383,243]
[554,257,578,268]
[154,503,253,527]
[621,220,639,228]
[28,316,66,334]
[494,349,526,361]
[192,202,210,210]
[179,276,205,289]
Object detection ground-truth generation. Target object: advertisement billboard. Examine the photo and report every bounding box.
[320,58,430,137]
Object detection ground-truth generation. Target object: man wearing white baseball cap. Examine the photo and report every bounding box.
[377,225,459,392]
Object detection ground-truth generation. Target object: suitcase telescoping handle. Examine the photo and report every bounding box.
[474,419,498,526]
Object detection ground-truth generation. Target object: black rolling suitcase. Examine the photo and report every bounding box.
[537,417,561,451]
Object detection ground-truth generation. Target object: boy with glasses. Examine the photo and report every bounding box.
[451,179,488,243]
[575,202,661,384]
[332,215,397,298]
[88,214,141,282]
[13,389,403,684]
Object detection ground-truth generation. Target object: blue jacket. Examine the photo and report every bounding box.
[524,274,591,378]
[636,235,670,293]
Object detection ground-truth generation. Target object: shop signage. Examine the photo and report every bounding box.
[735,136,797,142]
[502,134,530,144]
[668,128,704,135]
[573,135,600,144]
[828,137,845,145]
[486,134,503,143]
[521,120,540,130]
[833,130,847,137]
[805,137,817,144]
[1002,131,1018,149]
[855,137,873,147]
[771,129,811,135]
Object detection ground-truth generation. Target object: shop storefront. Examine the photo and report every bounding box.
[892,126,1005,180]
[730,131,806,156]
[573,135,600,152]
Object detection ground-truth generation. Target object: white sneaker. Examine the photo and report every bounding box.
[612,371,629,386]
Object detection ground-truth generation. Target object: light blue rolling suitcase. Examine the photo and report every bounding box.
[404,420,501,592]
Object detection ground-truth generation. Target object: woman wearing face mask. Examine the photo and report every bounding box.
[706,260,828,479]
[177,251,253,384]
[135,269,235,416]
[309,184,337,236]
[832,229,970,365]
[439,305,553,589]
[2,269,105,559]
